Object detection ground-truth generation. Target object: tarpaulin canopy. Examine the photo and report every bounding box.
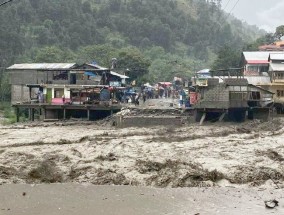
[144,83,154,88]
[158,82,172,86]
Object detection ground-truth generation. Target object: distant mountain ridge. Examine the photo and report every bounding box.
[0,0,264,81]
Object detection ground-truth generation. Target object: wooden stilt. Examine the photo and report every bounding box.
[219,112,226,122]
[31,108,35,121]
[63,108,66,120]
[28,108,32,121]
[15,107,19,122]
[29,87,32,101]
[200,113,206,125]
[43,108,46,120]
[87,109,90,121]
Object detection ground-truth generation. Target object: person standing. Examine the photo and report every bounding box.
[135,92,140,106]
[142,91,147,103]
[62,94,65,104]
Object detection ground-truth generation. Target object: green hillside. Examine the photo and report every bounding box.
[0,0,264,87]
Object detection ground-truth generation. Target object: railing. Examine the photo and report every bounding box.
[52,80,70,84]
[76,80,100,85]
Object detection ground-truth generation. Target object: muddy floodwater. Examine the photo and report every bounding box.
[1,117,284,214]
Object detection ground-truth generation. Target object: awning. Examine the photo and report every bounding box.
[158,82,172,86]
[246,60,269,64]
[110,71,129,79]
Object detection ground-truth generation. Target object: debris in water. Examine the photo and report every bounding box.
[265,199,279,209]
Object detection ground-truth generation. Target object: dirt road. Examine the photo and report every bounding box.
[0,184,283,215]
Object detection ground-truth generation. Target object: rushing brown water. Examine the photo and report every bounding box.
[1,113,284,214]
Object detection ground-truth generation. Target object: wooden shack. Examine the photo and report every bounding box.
[194,78,274,123]
[7,63,128,121]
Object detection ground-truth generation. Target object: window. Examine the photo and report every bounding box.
[53,71,68,80]
[277,90,284,97]
[247,66,258,72]
[246,65,269,75]
[274,72,284,80]
[259,66,269,74]
[248,92,260,100]
[229,92,247,100]
[54,88,64,98]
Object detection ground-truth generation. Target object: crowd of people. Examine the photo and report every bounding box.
[118,81,192,108]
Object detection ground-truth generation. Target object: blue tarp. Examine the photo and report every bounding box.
[85,71,96,76]
[100,89,110,101]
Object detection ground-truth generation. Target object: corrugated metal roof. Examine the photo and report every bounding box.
[224,78,248,86]
[7,63,76,70]
[245,76,271,85]
[269,53,284,61]
[248,84,274,94]
[270,63,284,71]
[243,51,284,62]
[243,52,271,61]
[197,69,210,74]
[86,63,108,70]
[110,71,129,79]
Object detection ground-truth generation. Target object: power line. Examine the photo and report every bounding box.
[0,0,15,8]
[227,0,240,15]
[223,0,232,10]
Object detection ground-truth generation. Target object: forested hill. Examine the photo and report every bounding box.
[0,0,264,83]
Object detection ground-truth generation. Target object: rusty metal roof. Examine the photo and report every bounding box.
[7,63,77,70]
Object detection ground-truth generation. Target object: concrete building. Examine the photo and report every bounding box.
[7,63,77,104]
[268,53,284,108]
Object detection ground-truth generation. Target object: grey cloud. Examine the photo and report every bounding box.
[257,1,284,32]
[222,0,284,32]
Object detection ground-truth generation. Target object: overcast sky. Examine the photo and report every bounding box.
[222,0,284,32]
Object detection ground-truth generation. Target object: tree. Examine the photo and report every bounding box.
[117,47,150,81]
[34,46,75,63]
[211,46,240,70]
[0,68,11,102]
[244,33,276,51]
[77,44,116,66]
[275,25,284,40]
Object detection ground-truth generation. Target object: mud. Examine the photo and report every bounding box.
[1,184,284,215]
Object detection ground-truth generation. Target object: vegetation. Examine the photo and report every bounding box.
[0,102,27,125]
[0,0,266,100]
[211,46,241,70]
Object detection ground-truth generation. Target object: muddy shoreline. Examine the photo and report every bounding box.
[0,184,283,215]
